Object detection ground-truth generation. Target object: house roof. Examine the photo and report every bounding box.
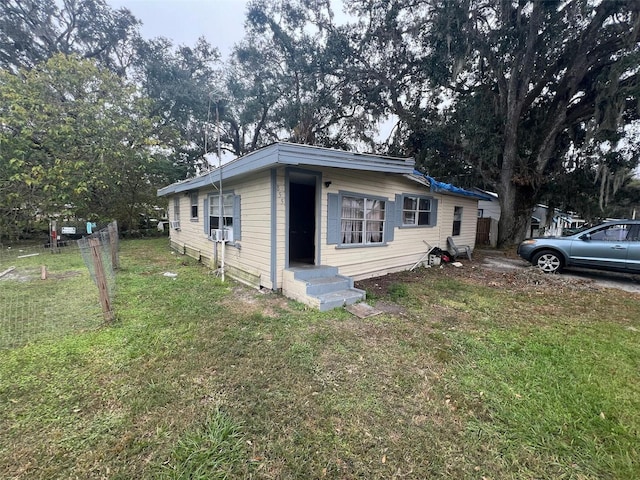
[157,142,416,196]
[471,187,499,200]
[157,142,487,201]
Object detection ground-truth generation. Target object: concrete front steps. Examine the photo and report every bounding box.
[282,265,366,311]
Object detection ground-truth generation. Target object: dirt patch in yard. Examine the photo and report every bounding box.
[355,249,603,296]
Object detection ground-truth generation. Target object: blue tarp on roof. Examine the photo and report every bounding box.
[413,171,492,200]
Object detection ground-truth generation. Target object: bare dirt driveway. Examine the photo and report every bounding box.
[479,249,640,294]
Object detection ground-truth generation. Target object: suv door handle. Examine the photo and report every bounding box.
[612,245,627,250]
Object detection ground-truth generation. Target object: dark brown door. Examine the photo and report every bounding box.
[476,218,491,245]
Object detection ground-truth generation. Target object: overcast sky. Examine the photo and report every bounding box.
[105,0,396,146]
[107,0,251,57]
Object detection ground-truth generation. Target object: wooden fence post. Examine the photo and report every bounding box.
[89,237,114,323]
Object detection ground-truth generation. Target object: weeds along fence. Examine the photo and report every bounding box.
[0,222,119,350]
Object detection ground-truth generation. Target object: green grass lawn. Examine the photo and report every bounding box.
[1,238,638,479]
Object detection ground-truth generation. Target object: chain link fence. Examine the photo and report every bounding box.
[0,222,119,349]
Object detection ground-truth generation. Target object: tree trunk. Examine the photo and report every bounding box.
[497,182,534,247]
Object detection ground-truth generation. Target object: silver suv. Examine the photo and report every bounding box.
[517,220,640,274]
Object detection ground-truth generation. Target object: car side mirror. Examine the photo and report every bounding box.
[580,233,591,241]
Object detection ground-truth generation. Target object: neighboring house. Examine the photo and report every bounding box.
[530,205,586,237]
[474,188,586,245]
[158,142,488,310]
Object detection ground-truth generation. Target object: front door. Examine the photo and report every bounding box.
[288,173,317,265]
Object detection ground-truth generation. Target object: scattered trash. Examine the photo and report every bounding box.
[451,262,463,268]
[163,272,178,278]
[17,253,40,259]
[0,266,16,278]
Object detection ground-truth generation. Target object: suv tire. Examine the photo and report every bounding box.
[532,250,563,273]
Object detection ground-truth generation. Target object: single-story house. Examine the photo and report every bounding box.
[158,142,489,310]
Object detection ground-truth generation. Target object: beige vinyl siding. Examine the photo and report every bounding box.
[478,198,501,221]
[437,197,479,249]
[317,167,478,280]
[167,165,480,289]
[167,171,276,289]
[273,169,287,289]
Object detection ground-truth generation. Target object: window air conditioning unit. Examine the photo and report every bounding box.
[224,227,234,243]
[170,221,181,230]
[211,228,233,242]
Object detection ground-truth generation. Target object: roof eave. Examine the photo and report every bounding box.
[158,142,415,197]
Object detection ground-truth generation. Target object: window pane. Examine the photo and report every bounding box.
[418,198,430,211]
[342,197,364,219]
[403,196,416,210]
[366,199,385,219]
[591,226,628,241]
[366,221,384,243]
[341,219,363,244]
[418,212,430,225]
[403,211,416,224]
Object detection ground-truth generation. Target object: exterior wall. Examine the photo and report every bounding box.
[478,198,501,220]
[167,166,481,289]
[436,196,479,249]
[317,167,479,281]
[167,170,275,289]
[273,169,287,289]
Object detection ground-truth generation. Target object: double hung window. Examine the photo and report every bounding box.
[452,206,463,236]
[171,196,180,229]
[190,192,198,219]
[402,195,432,226]
[209,193,234,230]
[341,195,385,245]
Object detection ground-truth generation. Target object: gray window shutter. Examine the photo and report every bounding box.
[431,199,439,226]
[233,195,241,240]
[203,197,209,236]
[327,193,340,245]
[395,194,403,226]
[385,200,395,242]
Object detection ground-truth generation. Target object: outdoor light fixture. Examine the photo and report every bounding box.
[324,181,332,188]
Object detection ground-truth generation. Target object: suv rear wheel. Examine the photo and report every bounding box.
[532,250,563,273]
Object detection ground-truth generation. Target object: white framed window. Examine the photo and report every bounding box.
[452,206,463,236]
[203,193,241,242]
[209,193,234,230]
[190,192,198,219]
[171,196,180,229]
[341,195,385,245]
[402,195,432,226]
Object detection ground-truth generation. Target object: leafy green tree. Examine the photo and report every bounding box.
[223,0,378,155]
[0,0,140,75]
[0,54,173,238]
[340,0,640,246]
[133,37,223,176]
